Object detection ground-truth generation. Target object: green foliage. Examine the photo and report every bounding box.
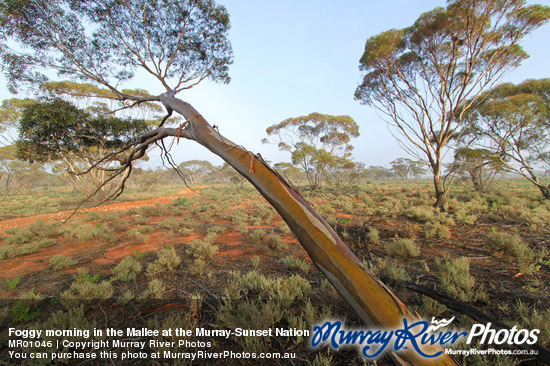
[126,227,149,243]
[157,217,182,232]
[255,204,275,224]
[131,168,168,191]
[452,148,503,193]
[138,204,171,218]
[19,290,43,303]
[64,223,117,242]
[186,239,219,260]
[410,297,447,319]
[73,269,100,284]
[264,113,360,189]
[386,262,411,281]
[390,158,426,180]
[133,249,147,259]
[355,0,550,210]
[424,222,452,239]
[173,197,191,207]
[265,234,289,252]
[6,276,21,289]
[190,258,207,276]
[0,144,43,196]
[146,247,181,277]
[0,0,233,93]
[178,160,216,184]
[11,300,40,323]
[366,227,379,244]
[282,255,310,275]
[487,231,524,254]
[28,219,58,238]
[117,290,134,305]
[309,351,334,366]
[217,270,311,353]
[461,79,550,199]
[49,255,77,270]
[436,256,484,302]
[0,244,15,260]
[515,242,547,276]
[388,237,420,258]
[206,225,226,236]
[4,226,37,245]
[250,228,266,241]
[61,280,114,309]
[231,211,248,225]
[112,256,142,281]
[250,256,261,269]
[140,278,165,300]
[15,98,153,200]
[404,206,436,223]
[25,304,101,363]
[516,300,550,346]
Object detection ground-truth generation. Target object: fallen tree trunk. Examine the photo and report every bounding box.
[381,277,550,365]
[159,93,459,366]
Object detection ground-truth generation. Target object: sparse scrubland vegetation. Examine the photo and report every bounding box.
[0,0,549,364]
[1,179,549,365]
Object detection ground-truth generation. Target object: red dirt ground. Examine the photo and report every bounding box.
[0,185,207,234]
[0,186,207,279]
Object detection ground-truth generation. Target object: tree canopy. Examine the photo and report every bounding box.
[14,97,155,200]
[178,159,215,184]
[460,78,550,198]
[0,98,35,144]
[0,0,234,196]
[0,1,477,361]
[354,0,550,210]
[0,0,233,96]
[451,147,504,192]
[390,158,426,180]
[0,144,43,195]
[17,98,152,162]
[263,113,359,189]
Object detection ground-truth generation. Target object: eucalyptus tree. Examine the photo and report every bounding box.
[5,81,167,200]
[461,79,550,198]
[365,165,394,181]
[326,159,366,188]
[390,158,426,180]
[0,98,35,144]
[354,0,550,211]
[273,162,305,183]
[0,98,44,194]
[450,148,503,193]
[17,98,153,200]
[38,80,169,122]
[0,144,42,195]
[178,159,215,184]
[263,113,359,189]
[0,1,458,363]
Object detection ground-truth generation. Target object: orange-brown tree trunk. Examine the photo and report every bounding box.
[160,93,459,366]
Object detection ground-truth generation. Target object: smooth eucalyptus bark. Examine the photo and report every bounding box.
[434,176,449,213]
[159,93,459,366]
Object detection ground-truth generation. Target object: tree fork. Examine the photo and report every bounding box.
[159,93,459,366]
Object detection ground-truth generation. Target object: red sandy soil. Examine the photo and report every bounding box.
[0,186,207,279]
[0,185,207,234]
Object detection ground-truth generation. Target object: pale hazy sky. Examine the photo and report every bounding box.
[2,0,549,168]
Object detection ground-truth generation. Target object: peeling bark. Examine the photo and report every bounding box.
[159,93,459,366]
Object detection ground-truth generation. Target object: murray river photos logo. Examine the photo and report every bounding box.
[309,317,540,359]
